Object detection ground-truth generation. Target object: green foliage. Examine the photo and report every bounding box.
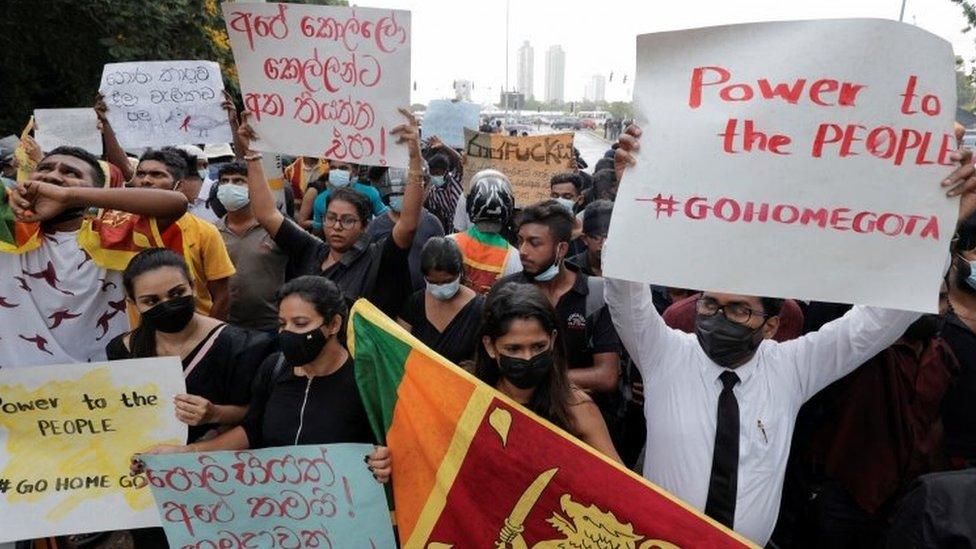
[0,0,344,134]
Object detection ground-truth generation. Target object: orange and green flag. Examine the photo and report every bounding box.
[349,299,757,548]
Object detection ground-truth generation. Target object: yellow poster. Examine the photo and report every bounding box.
[463,129,576,206]
[0,357,186,542]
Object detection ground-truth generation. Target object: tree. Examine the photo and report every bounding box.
[0,0,344,134]
[958,56,976,110]
[606,101,635,120]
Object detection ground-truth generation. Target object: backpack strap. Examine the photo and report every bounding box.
[182,324,227,379]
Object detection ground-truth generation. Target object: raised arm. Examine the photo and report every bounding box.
[222,91,246,161]
[237,112,285,238]
[95,94,134,181]
[391,108,424,250]
[11,181,186,222]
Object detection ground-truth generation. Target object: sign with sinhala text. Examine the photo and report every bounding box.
[604,19,957,313]
[463,129,576,206]
[0,357,186,542]
[222,2,412,168]
[98,60,233,148]
[142,444,397,548]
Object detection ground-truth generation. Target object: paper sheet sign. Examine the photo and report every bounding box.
[98,60,233,148]
[423,100,481,149]
[33,109,103,157]
[222,2,412,168]
[141,444,396,548]
[604,19,957,312]
[0,357,186,542]
[463,129,576,206]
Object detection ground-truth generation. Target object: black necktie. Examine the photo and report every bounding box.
[705,370,740,528]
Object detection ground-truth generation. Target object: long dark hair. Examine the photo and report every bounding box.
[474,283,576,435]
[121,248,193,358]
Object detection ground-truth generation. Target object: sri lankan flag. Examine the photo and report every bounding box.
[349,299,757,548]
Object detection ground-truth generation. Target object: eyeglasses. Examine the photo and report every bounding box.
[325,214,360,230]
[696,297,769,325]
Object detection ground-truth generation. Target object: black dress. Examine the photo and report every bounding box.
[241,353,376,448]
[106,324,274,442]
[399,290,485,364]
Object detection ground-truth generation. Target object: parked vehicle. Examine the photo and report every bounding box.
[552,117,581,130]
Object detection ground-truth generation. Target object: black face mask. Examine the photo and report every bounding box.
[903,314,946,342]
[498,350,553,389]
[695,313,764,368]
[280,326,328,368]
[142,295,195,333]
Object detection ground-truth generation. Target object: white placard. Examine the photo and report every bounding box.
[604,19,957,313]
[0,357,186,542]
[98,60,233,148]
[33,109,103,156]
[222,2,411,168]
[423,99,481,149]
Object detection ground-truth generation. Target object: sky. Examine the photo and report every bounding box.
[356,0,976,105]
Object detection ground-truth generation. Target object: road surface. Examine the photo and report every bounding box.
[573,130,612,173]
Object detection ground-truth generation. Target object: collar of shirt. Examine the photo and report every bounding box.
[699,342,763,389]
[339,231,373,268]
[215,217,263,237]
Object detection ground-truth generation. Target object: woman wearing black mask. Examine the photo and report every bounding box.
[475,283,621,462]
[107,249,273,443]
[132,276,391,483]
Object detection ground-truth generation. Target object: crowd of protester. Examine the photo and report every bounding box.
[2,93,976,548]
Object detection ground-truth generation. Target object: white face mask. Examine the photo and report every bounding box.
[197,168,209,181]
[427,277,462,300]
[216,184,250,212]
[554,197,576,214]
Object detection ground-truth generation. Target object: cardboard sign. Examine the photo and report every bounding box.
[423,100,481,149]
[223,2,412,168]
[604,19,957,312]
[0,358,186,542]
[463,129,575,206]
[33,109,103,156]
[142,444,396,548]
[98,60,233,148]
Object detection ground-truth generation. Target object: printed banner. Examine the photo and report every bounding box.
[0,357,186,542]
[142,444,396,548]
[349,299,755,548]
[223,2,412,167]
[423,99,481,149]
[604,19,957,312]
[33,109,103,156]
[98,60,233,148]
[463,129,575,206]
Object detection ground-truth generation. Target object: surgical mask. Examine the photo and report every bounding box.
[197,169,209,181]
[427,277,461,300]
[388,194,404,213]
[329,169,351,188]
[141,295,195,334]
[695,313,764,368]
[529,255,561,283]
[967,259,976,291]
[216,184,250,212]
[498,350,553,389]
[554,197,576,214]
[430,175,446,188]
[279,325,328,368]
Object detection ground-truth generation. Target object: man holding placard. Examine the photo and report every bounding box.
[602,20,976,545]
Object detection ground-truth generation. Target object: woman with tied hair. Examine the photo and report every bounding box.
[397,237,484,364]
[474,282,621,462]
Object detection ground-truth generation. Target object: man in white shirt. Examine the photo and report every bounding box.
[605,125,976,545]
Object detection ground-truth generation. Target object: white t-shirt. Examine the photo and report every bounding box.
[0,230,127,367]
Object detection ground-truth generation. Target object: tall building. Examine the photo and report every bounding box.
[544,45,565,103]
[584,74,606,102]
[453,79,474,101]
[516,41,534,100]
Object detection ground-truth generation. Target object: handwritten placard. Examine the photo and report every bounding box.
[222,2,411,168]
[98,60,232,148]
[33,109,103,156]
[604,19,957,313]
[423,100,481,149]
[142,444,396,548]
[463,129,575,206]
[0,358,186,542]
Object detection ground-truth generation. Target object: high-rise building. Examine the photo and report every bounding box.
[517,41,534,100]
[544,45,565,103]
[584,74,606,102]
[453,79,474,101]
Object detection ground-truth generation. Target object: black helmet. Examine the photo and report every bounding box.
[466,169,514,225]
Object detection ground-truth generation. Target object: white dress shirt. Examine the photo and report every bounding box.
[604,277,919,545]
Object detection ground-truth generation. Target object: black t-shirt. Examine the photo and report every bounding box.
[941,313,976,461]
[106,325,273,442]
[495,264,621,370]
[400,290,485,364]
[274,218,412,318]
[241,353,375,448]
